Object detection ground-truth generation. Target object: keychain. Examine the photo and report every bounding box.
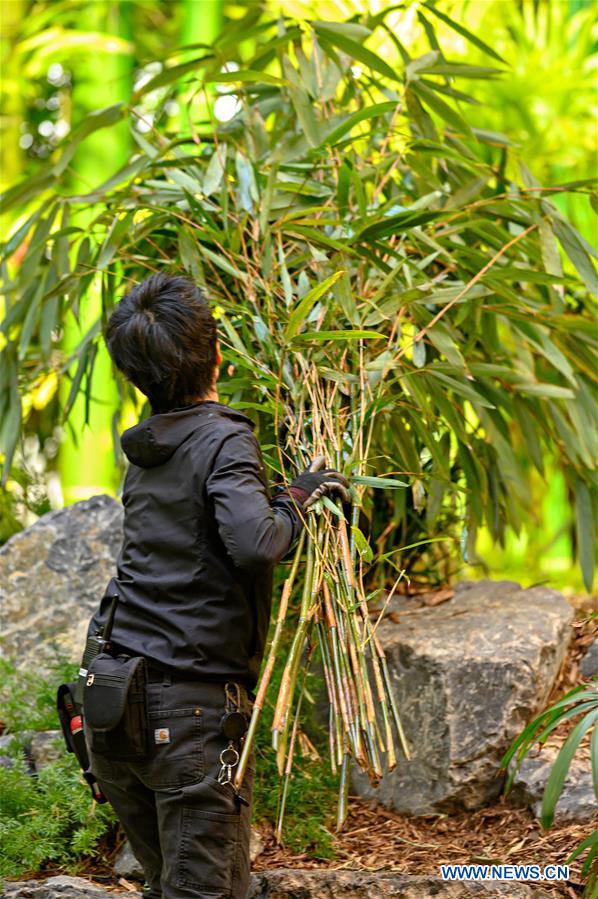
[217,683,249,807]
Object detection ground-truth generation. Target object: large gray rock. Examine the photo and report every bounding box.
[2,876,139,897]
[581,639,598,680]
[29,731,63,770]
[113,840,144,879]
[2,873,559,899]
[0,495,122,668]
[510,751,597,823]
[250,871,558,898]
[352,580,574,814]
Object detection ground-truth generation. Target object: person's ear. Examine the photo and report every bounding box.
[215,340,223,366]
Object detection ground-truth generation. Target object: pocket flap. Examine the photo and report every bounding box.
[83,654,146,732]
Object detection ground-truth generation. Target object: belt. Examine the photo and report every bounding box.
[145,666,254,711]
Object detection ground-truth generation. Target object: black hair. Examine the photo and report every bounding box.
[105,273,218,413]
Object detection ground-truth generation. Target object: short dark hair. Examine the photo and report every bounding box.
[105,273,217,413]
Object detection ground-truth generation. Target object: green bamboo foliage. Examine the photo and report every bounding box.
[1,8,597,819]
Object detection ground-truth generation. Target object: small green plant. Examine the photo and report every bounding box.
[0,659,117,879]
[0,658,78,734]
[0,752,116,878]
[502,676,598,895]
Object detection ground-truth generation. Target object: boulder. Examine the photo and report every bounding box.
[2,876,138,897]
[113,840,144,880]
[352,580,574,814]
[0,732,19,769]
[250,826,266,863]
[2,873,558,899]
[249,871,556,898]
[29,731,63,770]
[510,751,597,823]
[0,495,122,669]
[580,639,598,680]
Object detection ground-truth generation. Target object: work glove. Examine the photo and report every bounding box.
[287,455,351,509]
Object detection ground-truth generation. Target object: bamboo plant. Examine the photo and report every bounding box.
[1,6,596,829]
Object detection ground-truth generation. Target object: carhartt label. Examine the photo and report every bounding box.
[154,727,170,744]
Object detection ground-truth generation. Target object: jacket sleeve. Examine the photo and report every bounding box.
[205,426,304,574]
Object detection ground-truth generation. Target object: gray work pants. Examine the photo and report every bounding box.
[88,673,255,899]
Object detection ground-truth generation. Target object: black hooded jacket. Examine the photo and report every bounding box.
[89,401,303,689]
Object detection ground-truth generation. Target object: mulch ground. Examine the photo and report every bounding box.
[251,595,597,897]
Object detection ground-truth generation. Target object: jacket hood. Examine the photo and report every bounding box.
[121,401,254,468]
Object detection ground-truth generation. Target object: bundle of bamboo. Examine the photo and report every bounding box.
[235,351,410,835]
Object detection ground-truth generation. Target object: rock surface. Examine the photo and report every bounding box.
[510,751,597,823]
[352,580,574,814]
[248,871,558,898]
[2,876,137,898]
[0,495,122,668]
[29,731,63,770]
[580,639,598,680]
[1,873,560,899]
[113,841,144,879]
[250,827,265,863]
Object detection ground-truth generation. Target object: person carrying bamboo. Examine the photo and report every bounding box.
[80,273,350,899]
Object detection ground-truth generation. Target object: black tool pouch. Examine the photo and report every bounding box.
[83,653,149,761]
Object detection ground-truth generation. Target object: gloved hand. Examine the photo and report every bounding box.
[287,455,351,509]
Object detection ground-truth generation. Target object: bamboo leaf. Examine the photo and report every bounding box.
[315,25,400,83]
[412,338,426,368]
[421,3,507,64]
[0,171,54,214]
[235,151,258,213]
[205,69,286,86]
[203,146,227,196]
[353,475,409,489]
[291,329,385,343]
[54,104,124,176]
[178,229,203,281]
[428,370,495,408]
[319,101,397,148]
[575,478,595,592]
[416,62,504,78]
[285,271,345,339]
[410,80,474,138]
[358,210,442,241]
[540,711,598,828]
[517,383,575,399]
[552,216,598,294]
[351,526,374,562]
[567,828,598,864]
[3,209,43,255]
[96,211,134,271]
[592,717,598,804]
[133,56,211,100]
[282,56,322,148]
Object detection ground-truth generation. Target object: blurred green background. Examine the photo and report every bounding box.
[1,0,596,591]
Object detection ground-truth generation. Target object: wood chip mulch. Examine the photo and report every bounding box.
[252,598,597,897]
[253,798,593,895]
